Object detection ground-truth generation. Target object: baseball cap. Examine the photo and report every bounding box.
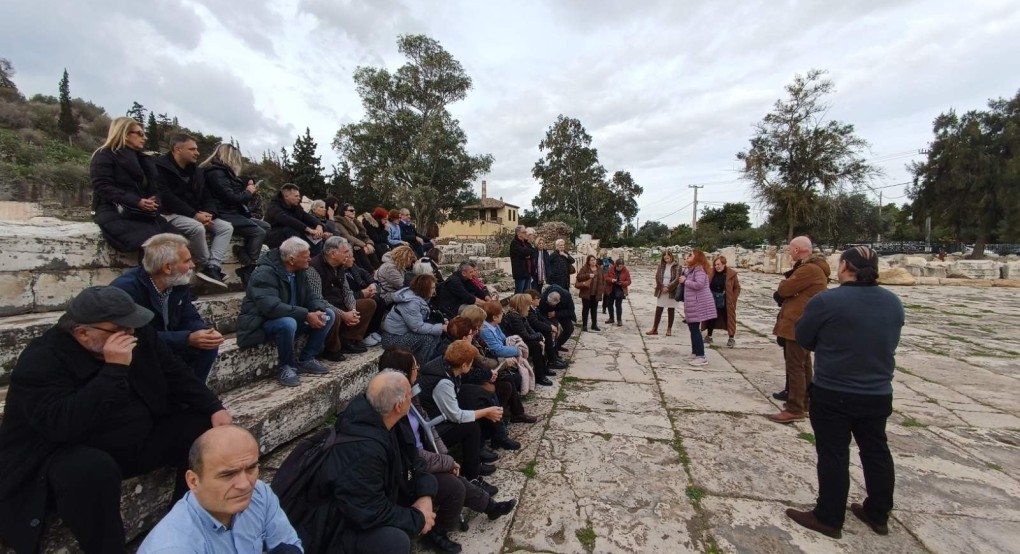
[66,286,154,328]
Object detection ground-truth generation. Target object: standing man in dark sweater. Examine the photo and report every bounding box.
[785,246,904,539]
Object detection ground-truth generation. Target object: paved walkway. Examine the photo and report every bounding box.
[434,267,1020,553]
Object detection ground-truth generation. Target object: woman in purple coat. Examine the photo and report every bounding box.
[680,249,717,366]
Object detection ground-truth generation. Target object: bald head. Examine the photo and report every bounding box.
[789,236,813,261]
[188,425,259,476]
[367,370,411,420]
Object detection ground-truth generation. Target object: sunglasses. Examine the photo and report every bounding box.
[128,130,146,137]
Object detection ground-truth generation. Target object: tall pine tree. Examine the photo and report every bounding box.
[57,69,79,143]
[287,128,327,199]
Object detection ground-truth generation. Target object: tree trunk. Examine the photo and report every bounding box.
[970,236,987,260]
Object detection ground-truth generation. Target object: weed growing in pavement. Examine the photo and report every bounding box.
[797,432,816,445]
[901,417,927,428]
[521,460,537,478]
[987,463,1004,472]
[575,523,596,552]
[686,484,706,502]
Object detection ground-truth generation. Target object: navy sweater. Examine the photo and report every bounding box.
[796,282,905,395]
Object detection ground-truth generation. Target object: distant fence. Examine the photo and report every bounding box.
[843,242,1020,255]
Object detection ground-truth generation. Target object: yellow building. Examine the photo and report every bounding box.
[439,181,520,238]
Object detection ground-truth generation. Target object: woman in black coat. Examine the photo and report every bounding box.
[547,239,575,290]
[200,143,270,280]
[90,117,173,252]
[501,293,552,386]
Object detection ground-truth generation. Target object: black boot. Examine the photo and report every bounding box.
[491,423,521,450]
[424,530,462,553]
[485,498,517,520]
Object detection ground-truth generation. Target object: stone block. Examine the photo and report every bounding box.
[878,267,916,286]
[1001,261,1020,279]
[924,261,950,279]
[0,273,34,317]
[32,268,125,313]
[948,260,1000,279]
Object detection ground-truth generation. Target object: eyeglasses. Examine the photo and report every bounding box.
[85,324,133,334]
[345,208,355,213]
[128,130,146,137]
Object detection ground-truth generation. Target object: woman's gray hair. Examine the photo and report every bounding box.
[367,370,409,416]
[309,199,326,212]
[141,233,190,274]
[279,237,310,261]
[555,239,565,247]
[412,260,433,275]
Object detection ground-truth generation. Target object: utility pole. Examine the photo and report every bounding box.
[876,189,882,243]
[689,185,703,231]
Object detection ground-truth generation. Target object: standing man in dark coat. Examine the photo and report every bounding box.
[296,371,437,554]
[155,134,233,287]
[509,225,533,293]
[111,233,224,382]
[264,183,324,249]
[785,246,904,539]
[0,287,231,554]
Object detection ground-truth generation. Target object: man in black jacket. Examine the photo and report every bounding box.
[525,289,568,370]
[297,371,437,554]
[155,134,232,287]
[436,262,489,317]
[342,245,384,346]
[540,285,575,353]
[0,287,231,554]
[398,208,432,258]
[264,183,324,249]
[309,237,375,355]
[110,233,223,382]
[509,225,533,293]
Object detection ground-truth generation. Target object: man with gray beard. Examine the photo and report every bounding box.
[111,233,224,382]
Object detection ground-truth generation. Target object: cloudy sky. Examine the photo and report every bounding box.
[3,0,1018,227]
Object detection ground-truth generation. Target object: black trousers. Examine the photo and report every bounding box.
[580,296,599,328]
[809,385,895,529]
[47,412,210,554]
[523,338,548,379]
[540,329,558,361]
[438,421,483,480]
[346,526,411,553]
[607,295,623,322]
[432,472,466,532]
[221,214,269,266]
[556,318,574,347]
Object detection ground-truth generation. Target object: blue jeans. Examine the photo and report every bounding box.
[262,314,335,367]
[688,322,704,356]
[514,277,532,293]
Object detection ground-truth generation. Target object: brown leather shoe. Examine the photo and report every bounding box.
[850,502,889,535]
[785,508,842,539]
[783,403,809,415]
[769,410,806,424]
[511,414,538,424]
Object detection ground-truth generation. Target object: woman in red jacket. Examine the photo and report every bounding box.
[604,258,632,327]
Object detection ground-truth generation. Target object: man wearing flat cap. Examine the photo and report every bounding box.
[0,286,232,554]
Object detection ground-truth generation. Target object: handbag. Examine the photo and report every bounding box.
[712,291,726,310]
[568,264,576,275]
[674,283,685,302]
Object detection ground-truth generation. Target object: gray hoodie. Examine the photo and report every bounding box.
[381,287,443,337]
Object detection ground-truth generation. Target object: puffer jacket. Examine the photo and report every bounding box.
[382,287,443,337]
[773,254,831,340]
[682,265,717,323]
[236,249,330,347]
[375,251,409,304]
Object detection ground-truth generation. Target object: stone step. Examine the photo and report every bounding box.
[0,292,245,386]
[2,349,380,553]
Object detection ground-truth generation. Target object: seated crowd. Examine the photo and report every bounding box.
[0,117,582,553]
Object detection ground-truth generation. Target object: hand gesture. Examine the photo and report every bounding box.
[246,180,257,194]
[103,331,138,366]
[412,497,436,535]
[340,310,360,326]
[188,328,224,350]
[138,197,159,212]
[307,311,328,329]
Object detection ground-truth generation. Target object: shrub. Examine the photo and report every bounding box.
[0,100,33,129]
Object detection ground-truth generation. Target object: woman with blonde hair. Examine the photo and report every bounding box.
[647,250,681,336]
[201,143,269,284]
[680,249,717,366]
[701,255,741,347]
[375,244,418,305]
[502,293,552,386]
[90,116,173,252]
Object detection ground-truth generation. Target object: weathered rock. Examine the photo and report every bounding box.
[1001,261,1020,280]
[879,267,917,285]
[948,260,1000,279]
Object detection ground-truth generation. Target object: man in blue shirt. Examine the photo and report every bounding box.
[139,425,302,553]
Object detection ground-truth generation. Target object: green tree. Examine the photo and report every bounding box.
[333,34,493,234]
[532,115,642,238]
[126,101,146,123]
[634,221,670,245]
[518,209,541,227]
[807,191,879,250]
[910,90,1020,258]
[698,202,751,232]
[737,69,879,240]
[288,127,327,199]
[0,58,16,89]
[57,69,79,143]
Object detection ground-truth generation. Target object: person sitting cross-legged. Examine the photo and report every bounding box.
[237,237,335,387]
[111,233,224,383]
[138,425,302,554]
[0,286,231,554]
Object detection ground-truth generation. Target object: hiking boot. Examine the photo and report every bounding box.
[485,498,516,520]
[470,477,498,496]
[727,337,736,348]
[297,358,329,375]
[278,365,300,387]
[424,530,462,553]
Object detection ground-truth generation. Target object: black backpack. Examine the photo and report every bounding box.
[270,427,365,526]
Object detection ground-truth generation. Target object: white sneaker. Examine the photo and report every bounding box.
[363,333,382,347]
[688,356,708,367]
[686,353,698,361]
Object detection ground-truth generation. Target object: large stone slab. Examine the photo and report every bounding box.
[659,369,777,414]
[894,511,1020,554]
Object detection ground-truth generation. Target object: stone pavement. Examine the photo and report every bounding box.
[440,267,1020,553]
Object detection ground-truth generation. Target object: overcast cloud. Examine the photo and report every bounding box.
[2,0,1018,227]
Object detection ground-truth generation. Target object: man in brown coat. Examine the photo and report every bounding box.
[770,236,830,423]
